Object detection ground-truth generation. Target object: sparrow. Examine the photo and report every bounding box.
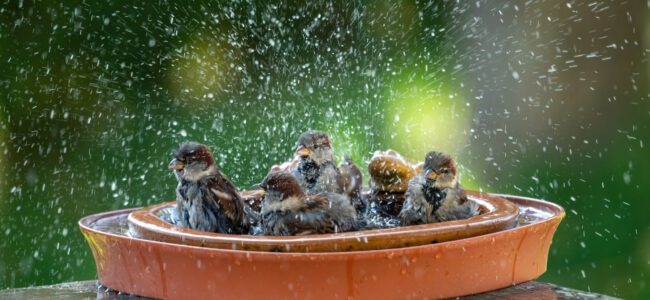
[169,141,249,234]
[398,151,479,225]
[259,172,358,236]
[338,156,366,213]
[292,131,342,195]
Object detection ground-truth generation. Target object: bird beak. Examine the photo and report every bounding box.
[168,158,185,171]
[296,146,310,157]
[426,171,438,181]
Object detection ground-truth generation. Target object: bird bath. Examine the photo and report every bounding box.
[127,191,518,252]
[79,193,563,299]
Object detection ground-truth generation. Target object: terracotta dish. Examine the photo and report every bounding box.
[128,191,518,252]
[79,194,564,299]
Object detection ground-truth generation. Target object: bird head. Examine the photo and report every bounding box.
[169,142,217,182]
[294,131,334,166]
[422,151,458,189]
[259,172,305,204]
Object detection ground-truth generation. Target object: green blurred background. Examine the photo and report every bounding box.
[1,0,649,298]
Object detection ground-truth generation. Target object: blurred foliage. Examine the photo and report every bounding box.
[0,0,649,299]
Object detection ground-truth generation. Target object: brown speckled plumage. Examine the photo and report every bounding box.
[399,151,479,225]
[171,142,249,234]
[260,172,357,236]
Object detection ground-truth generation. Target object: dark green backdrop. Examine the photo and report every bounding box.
[1,0,648,298]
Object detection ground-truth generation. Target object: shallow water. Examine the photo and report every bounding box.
[518,206,555,226]
[157,207,180,226]
[89,214,131,236]
[88,199,552,239]
[155,201,402,234]
[363,201,401,229]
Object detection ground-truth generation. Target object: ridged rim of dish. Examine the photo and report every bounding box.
[79,194,564,257]
[123,191,520,252]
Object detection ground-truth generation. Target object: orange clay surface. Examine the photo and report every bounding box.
[79,194,563,299]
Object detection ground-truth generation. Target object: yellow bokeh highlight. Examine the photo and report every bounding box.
[167,32,235,103]
[384,83,471,160]
[384,83,481,189]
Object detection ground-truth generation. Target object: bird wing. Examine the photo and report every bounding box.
[434,187,479,222]
[285,213,337,235]
[206,172,248,232]
[399,177,434,225]
[210,188,237,221]
[337,160,362,193]
[303,194,330,211]
[283,194,336,235]
[303,194,356,233]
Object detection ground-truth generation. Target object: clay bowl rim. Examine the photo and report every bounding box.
[125,191,520,252]
[79,194,564,258]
